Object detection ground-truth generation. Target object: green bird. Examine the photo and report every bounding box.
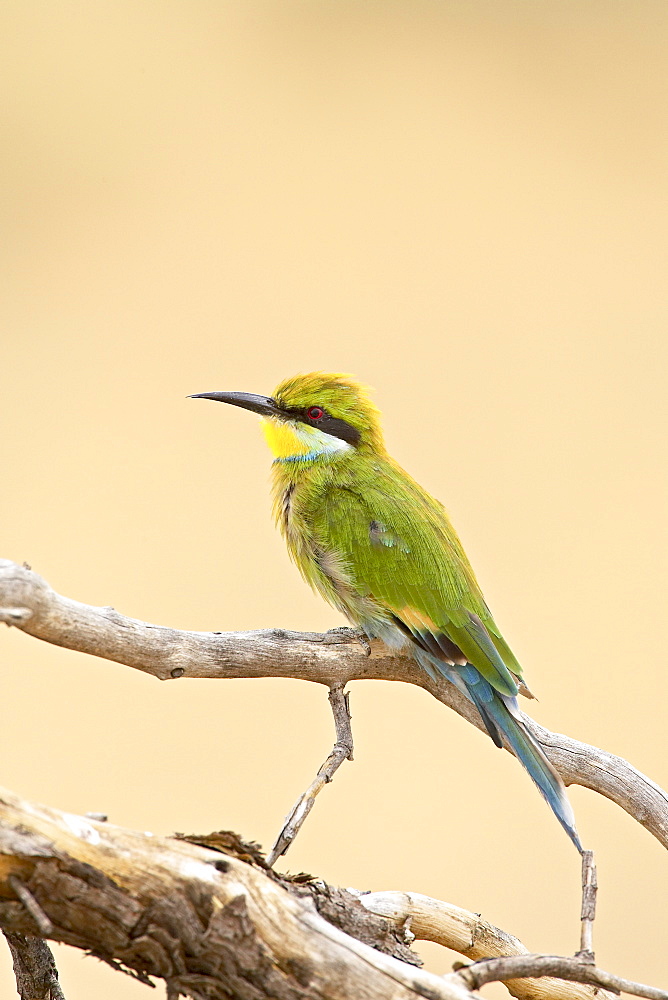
[191,372,581,851]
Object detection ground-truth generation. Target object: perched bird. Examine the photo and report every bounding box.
[191,372,582,851]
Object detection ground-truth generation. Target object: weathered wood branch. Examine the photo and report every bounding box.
[357,890,617,1000]
[0,788,663,1000]
[0,786,471,1000]
[578,851,597,960]
[3,931,65,1000]
[1,558,667,853]
[457,955,668,1000]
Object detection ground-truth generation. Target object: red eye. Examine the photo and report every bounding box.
[307,406,324,421]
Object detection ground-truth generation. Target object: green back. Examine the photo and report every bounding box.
[302,454,523,697]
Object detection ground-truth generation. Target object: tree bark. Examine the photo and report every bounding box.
[3,932,65,1000]
[1,558,667,851]
[1,787,664,1000]
[0,786,472,1000]
[1,558,667,999]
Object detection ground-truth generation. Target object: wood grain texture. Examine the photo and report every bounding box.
[0,789,662,1000]
[1,558,667,851]
[0,787,473,1000]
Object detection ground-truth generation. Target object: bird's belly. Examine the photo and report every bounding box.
[278,486,386,628]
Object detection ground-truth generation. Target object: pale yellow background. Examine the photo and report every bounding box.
[2,2,667,997]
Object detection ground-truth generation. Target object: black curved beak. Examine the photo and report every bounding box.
[188,391,282,418]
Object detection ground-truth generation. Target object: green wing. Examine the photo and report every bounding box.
[310,468,522,697]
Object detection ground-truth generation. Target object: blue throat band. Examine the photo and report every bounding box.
[273,450,323,464]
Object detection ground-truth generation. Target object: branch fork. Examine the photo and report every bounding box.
[1,558,666,856]
[1,558,667,998]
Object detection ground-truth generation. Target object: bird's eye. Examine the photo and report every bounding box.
[307,406,324,421]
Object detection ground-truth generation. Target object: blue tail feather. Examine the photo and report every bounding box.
[421,653,582,851]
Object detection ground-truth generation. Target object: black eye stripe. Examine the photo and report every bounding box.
[315,414,360,446]
[283,406,361,446]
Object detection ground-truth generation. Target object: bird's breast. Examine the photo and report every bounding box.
[272,475,362,618]
[274,479,311,565]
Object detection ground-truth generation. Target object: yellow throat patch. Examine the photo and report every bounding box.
[261,417,353,461]
[261,418,312,460]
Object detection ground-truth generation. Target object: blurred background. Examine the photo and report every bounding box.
[2,1,667,995]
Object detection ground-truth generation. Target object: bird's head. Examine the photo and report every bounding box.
[191,372,385,462]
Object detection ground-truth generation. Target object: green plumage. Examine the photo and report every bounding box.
[193,371,582,850]
[276,451,521,698]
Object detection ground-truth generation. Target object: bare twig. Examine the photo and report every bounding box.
[267,684,354,866]
[453,954,668,1000]
[8,875,54,936]
[1,558,667,854]
[3,932,65,1000]
[577,851,597,961]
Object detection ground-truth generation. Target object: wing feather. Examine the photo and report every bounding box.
[311,474,521,698]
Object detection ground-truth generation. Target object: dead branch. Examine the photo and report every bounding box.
[3,931,65,1000]
[453,954,668,1000]
[577,851,597,961]
[267,684,354,867]
[357,890,616,1000]
[0,788,664,1000]
[1,558,666,854]
[0,786,473,1000]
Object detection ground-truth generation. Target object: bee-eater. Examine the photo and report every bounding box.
[191,372,582,851]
